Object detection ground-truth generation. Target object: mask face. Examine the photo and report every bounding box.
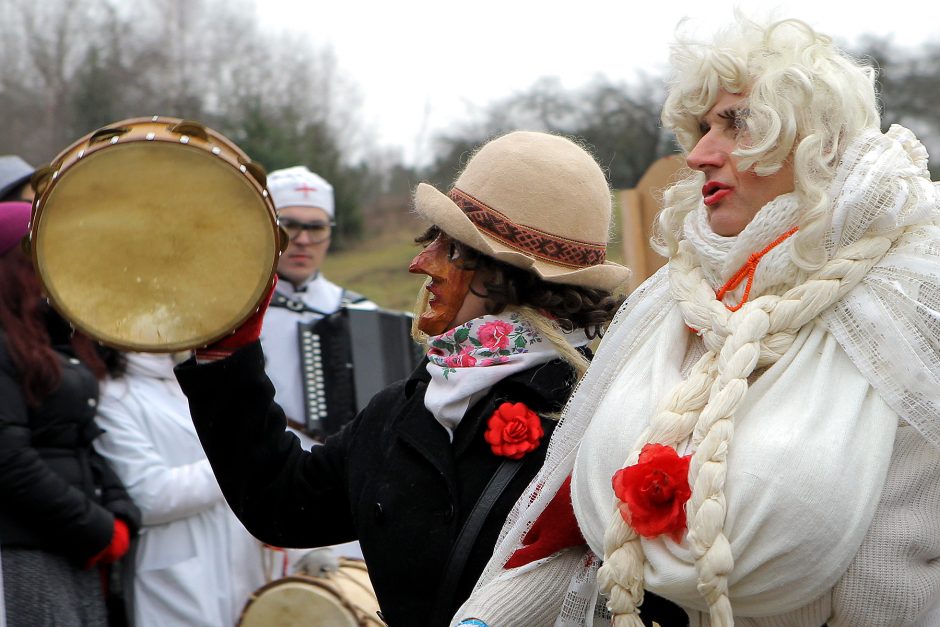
[408,232,477,336]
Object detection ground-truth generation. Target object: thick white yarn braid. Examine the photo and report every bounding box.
[598,230,894,626]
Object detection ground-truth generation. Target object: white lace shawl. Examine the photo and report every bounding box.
[453,125,940,626]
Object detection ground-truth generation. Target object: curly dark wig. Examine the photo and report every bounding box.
[415,226,623,338]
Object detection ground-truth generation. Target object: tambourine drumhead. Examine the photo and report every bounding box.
[238,561,384,627]
[32,119,278,352]
[239,578,359,627]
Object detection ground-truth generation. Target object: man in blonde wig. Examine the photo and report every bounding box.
[453,15,940,627]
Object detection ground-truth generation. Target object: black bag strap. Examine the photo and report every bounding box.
[270,289,368,315]
[340,288,368,307]
[431,458,524,626]
[269,291,333,316]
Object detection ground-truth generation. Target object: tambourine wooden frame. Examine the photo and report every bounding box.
[29,115,281,352]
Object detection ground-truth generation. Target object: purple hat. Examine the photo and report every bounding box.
[0,202,32,255]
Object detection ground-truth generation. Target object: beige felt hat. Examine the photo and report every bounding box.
[414,131,630,292]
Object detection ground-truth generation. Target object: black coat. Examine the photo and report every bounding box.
[176,340,578,626]
[0,334,140,564]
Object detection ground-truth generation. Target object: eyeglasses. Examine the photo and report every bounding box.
[279,217,335,243]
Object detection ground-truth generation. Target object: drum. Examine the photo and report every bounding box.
[29,116,282,352]
[238,559,385,627]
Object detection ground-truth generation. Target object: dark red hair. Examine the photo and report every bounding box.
[0,247,105,406]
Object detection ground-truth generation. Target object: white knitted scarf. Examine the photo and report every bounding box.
[683,191,805,305]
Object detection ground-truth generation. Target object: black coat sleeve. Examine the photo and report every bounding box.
[175,341,357,548]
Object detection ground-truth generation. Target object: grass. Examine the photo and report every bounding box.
[321,219,428,312]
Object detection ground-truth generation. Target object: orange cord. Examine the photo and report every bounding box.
[714,226,799,312]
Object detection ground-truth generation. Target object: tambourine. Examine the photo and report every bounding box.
[238,559,384,627]
[29,116,285,352]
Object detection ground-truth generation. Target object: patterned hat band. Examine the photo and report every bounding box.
[447,188,607,269]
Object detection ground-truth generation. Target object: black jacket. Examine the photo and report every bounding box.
[176,340,578,626]
[0,334,140,564]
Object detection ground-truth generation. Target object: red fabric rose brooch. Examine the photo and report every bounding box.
[485,402,544,460]
[612,443,692,542]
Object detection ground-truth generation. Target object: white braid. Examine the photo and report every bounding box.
[599,228,895,624]
[685,304,766,625]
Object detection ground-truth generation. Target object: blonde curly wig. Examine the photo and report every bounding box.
[654,15,881,270]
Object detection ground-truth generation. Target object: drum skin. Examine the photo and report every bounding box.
[30,116,280,352]
[238,560,384,627]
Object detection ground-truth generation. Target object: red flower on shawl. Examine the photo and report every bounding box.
[477,320,514,351]
[612,443,692,542]
[443,345,477,368]
[484,402,544,460]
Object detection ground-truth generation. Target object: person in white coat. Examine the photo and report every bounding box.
[93,352,266,627]
[260,165,375,452]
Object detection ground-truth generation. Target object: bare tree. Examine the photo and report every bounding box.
[0,0,375,242]
[426,75,670,190]
[0,0,118,160]
[855,36,940,176]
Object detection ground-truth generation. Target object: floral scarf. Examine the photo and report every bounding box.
[424,311,587,438]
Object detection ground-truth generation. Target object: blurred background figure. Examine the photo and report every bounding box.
[260,165,375,451]
[93,350,267,627]
[0,200,140,626]
[0,155,33,627]
[0,156,34,202]
[0,158,30,627]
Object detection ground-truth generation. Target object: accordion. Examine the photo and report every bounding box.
[298,307,423,439]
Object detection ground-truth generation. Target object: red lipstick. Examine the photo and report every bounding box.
[702,182,732,207]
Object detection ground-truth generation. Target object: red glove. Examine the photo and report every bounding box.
[85,519,130,568]
[196,276,277,362]
[504,475,585,569]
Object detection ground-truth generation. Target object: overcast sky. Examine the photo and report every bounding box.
[256,1,939,165]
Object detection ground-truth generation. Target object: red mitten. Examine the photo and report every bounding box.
[85,519,130,568]
[195,276,278,362]
[504,475,585,569]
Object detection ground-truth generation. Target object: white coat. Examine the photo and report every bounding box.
[94,353,266,627]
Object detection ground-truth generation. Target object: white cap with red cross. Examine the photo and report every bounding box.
[266,166,334,218]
